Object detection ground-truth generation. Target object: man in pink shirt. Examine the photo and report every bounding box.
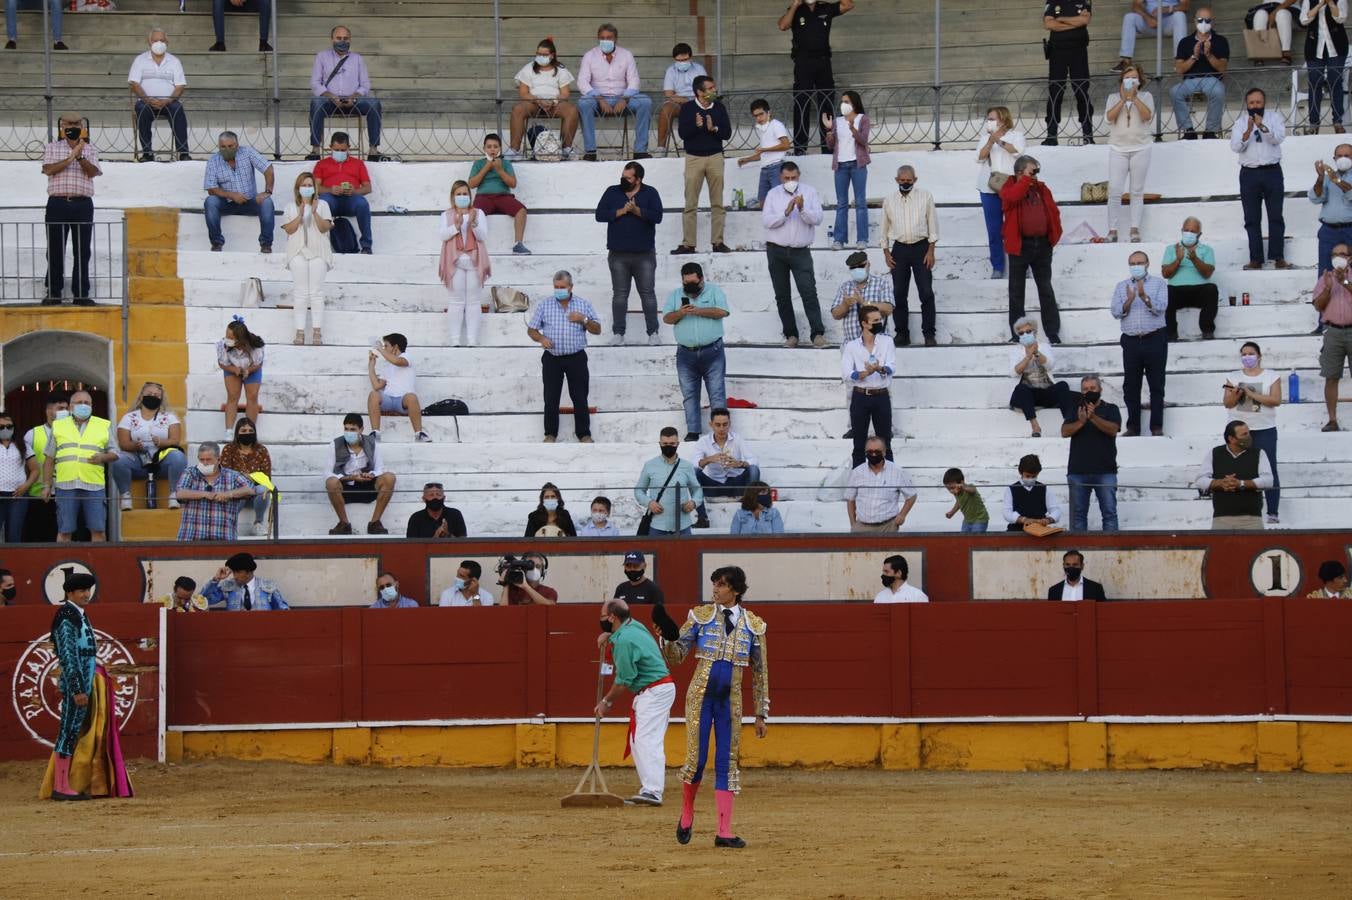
[1315,242,1352,431]
[576,23,652,161]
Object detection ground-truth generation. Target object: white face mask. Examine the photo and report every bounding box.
[1334,256,1350,270]
[782,180,799,194]
[542,498,559,511]
[984,120,998,133]
[1195,21,1212,34]
[1122,77,1139,91]
[839,102,853,116]
[223,337,236,347]
[150,40,167,55]
[534,54,552,66]
[1337,157,1352,173]
[525,569,542,583]
[197,463,216,476]
[592,512,608,525]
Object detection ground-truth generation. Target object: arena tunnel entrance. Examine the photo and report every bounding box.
[1,330,114,425]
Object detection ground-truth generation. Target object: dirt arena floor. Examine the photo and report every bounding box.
[1,760,1350,899]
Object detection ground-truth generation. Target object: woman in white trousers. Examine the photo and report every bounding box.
[438,179,492,346]
[1104,65,1154,243]
[280,171,333,345]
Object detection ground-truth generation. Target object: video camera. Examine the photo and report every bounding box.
[496,554,542,587]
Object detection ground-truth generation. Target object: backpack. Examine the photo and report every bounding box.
[329,217,359,254]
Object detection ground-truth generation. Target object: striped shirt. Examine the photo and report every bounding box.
[1110,275,1169,335]
[174,466,254,541]
[528,294,600,356]
[204,146,272,200]
[879,186,939,248]
[43,141,100,197]
[845,460,916,525]
[831,274,894,342]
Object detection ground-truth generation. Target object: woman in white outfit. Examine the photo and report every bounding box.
[975,105,1026,279]
[439,179,492,346]
[280,171,333,346]
[1104,65,1154,244]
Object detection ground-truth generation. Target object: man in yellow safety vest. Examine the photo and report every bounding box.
[41,389,117,542]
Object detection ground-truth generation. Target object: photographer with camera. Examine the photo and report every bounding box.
[498,550,558,605]
[1060,374,1121,531]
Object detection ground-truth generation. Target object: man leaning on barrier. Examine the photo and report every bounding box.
[40,112,100,305]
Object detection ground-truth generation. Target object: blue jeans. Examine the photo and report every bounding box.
[833,160,868,244]
[204,195,275,248]
[1169,75,1226,133]
[111,449,188,498]
[0,495,26,542]
[960,520,988,533]
[1067,473,1119,531]
[212,0,270,43]
[648,526,692,536]
[756,162,783,206]
[578,93,652,152]
[55,487,106,536]
[323,192,373,250]
[675,339,727,436]
[309,97,382,148]
[249,489,270,524]
[6,0,61,41]
[1249,426,1280,518]
[1308,54,1348,127]
[695,465,760,521]
[979,191,1005,273]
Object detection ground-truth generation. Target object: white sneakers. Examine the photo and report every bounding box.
[119,493,132,511]
[251,521,268,536]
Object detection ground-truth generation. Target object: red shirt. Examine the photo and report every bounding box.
[312,156,371,190]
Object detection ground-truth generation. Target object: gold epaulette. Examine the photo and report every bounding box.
[689,604,717,625]
[742,608,767,635]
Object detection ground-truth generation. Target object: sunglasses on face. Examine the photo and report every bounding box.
[1196,17,1212,23]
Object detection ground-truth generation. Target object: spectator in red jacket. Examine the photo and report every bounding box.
[1000,155,1063,345]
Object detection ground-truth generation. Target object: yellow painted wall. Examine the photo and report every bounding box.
[169,722,1352,774]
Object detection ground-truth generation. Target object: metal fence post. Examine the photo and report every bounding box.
[121,217,129,403]
[493,0,504,138]
[41,0,53,139]
[716,0,724,86]
[271,0,281,159]
[931,0,942,149]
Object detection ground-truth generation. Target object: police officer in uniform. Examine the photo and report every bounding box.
[779,0,855,155]
[1043,0,1096,146]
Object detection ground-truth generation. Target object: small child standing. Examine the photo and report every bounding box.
[943,467,990,533]
[737,98,791,209]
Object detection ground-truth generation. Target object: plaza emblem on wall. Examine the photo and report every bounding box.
[11,629,139,748]
[42,560,96,605]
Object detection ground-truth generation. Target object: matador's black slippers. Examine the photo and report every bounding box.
[714,835,746,849]
[676,823,692,845]
[51,791,90,801]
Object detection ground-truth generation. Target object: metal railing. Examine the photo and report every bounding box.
[0,217,126,305]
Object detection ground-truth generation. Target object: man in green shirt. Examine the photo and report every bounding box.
[468,133,532,255]
[597,598,675,806]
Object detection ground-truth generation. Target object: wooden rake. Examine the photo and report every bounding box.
[560,651,625,808]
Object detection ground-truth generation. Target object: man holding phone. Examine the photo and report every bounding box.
[40,113,101,305]
[1230,86,1289,271]
[312,131,373,253]
[662,262,730,442]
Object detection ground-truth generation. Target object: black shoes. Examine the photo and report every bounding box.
[893,334,910,347]
[1047,335,1062,345]
[714,836,746,849]
[366,520,388,535]
[304,152,321,161]
[676,823,692,844]
[670,245,695,255]
[260,40,272,52]
[711,242,733,253]
[693,517,711,529]
[923,335,937,347]
[367,152,388,162]
[208,42,226,51]
[582,152,597,162]
[1040,137,1058,146]
[683,432,699,442]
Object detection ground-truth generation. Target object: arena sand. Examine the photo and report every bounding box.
[1,761,1349,898]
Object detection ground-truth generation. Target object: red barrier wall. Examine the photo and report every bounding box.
[1,605,160,761]
[160,599,1352,728]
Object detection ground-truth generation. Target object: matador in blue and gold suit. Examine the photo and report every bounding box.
[657,576,769,849]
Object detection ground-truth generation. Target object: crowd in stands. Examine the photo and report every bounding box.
[10,5,1352,548]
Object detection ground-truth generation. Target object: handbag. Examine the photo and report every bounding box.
[636,461,681,536]
[1080,181,1109,203]
[1242,27,1283,61]
[239,276,263,308]
[988,172,1010,193]
[491,286,530,313]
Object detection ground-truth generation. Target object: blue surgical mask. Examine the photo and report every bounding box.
[333,40,351,53]
[1018,332,1037,346]
[1129,264,1147,280]
[331,149,349,163]
[850,267,868,283]
[543,498,559,511]
[1122,77,1139,92]
[599,39,615,53]
[343,431,360,444]
[1180,231,1198,247]
[554,288,570,301]
[54,410,70,420]
[73,403,92,420]
[1020,477,1037,488]
[535,54,553,66]
[675,60,691,72]
[453,577,467,593]
[379,585,398,602]
[453,194,471,209]
[299,185,315,199]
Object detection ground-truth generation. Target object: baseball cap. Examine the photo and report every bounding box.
[623,551,645,565]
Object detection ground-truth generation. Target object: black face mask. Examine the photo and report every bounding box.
[237,432,257,446]
[1064,567,1083,582]
[1083,390,1101,404]
[880,574,896,587]
[625,569,645,582]
[1249,106,1265,116]
[64,127,82,141]
[684,281,703,295]
[620,179,636,191]
[141,395,162,410]
[425,498,445,512]
[898,183,914,193]
[599,619,614,634]
[865,452,885,465]
[1,587,15,602]
[660,445,678,458]
[869,322,886,335]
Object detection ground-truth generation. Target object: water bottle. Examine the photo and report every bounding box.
[826,225,834,243]
[1289,370,1301,404]
[145,471,157,509]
